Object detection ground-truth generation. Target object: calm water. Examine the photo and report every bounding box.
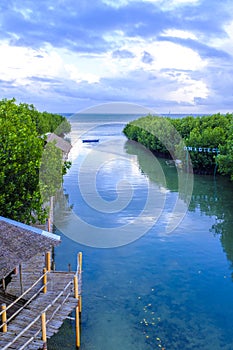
[48,114,233,350]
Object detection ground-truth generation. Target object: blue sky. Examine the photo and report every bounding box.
[1,0,233,113]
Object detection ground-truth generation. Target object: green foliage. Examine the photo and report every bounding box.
[217,117,233,180]
[123,115,182,157]
[123,113,233,178]
[0,98,71,223]
[39,141,64,202]
[0,99,45,223]
[12,102,71,136]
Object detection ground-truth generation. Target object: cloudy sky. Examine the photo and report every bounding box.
[1,0,233,113]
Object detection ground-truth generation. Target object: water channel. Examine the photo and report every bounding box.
[48,113,233,350]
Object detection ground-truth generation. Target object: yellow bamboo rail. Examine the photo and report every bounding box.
[41,312,47,343]
[1,279,73,350]
[74,275,78,299]
[0,270,49,331]
[45,252,51,272]
[1,304,7,333]
[77,252,82,313]
[43,268,47,294]
[0,251,83,350]
[76,305,80,348]
[78,252,82,274]
[15,283,73,350]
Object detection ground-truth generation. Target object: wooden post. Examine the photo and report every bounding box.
[74,275,78,299]
[2,278,5,291]
[75,305,80,348]
[46,252,51,272]
[19,264,23,294]
[1,303,7,333]
[43,268,47,294]
[78,252,82,274]
[47,218,51,232]
[41,312,47,343]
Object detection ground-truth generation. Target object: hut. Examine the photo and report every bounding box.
[0,216,82,349]
[0,216,60,291]
[46,133,72,160]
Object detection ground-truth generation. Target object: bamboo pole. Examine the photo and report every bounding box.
[46,251,51,272]
[1,303,7,333]
[43,268,47,294]
[41,312,47,343]
[74,275,78,299]
[75,305,80,348]
[79,295,82,313]
[78,252,82,274]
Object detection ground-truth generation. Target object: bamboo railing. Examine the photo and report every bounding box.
[0,270,49,331]
[0,252,83,349]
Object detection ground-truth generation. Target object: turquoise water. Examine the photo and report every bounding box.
[48,114,233,350]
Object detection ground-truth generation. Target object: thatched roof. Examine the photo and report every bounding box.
[0,216,61,280]
[46,133,72,155]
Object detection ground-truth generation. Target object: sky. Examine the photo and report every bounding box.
[1,0,233,113]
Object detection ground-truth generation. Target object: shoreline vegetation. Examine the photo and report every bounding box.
[123,113,233,180]
[1,99,232,225]
[0,98,71,224]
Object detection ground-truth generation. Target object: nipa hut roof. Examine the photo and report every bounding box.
[46,133,72,155]
[0,216,61,280]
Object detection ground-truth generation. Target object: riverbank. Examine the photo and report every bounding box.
[123,113,233,179]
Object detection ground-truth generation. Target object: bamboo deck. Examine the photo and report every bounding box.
[0,252,82,350]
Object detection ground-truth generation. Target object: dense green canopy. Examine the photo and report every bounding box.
[123,113,233,179]
[0,98,71,223]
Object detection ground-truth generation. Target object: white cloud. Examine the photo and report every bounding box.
[65,64,100,83]
[168,0,200,6]
[12,6,33,20]
[0,0,232,112]
[0,42,64,85]
[106,35,206,72]
[212,20,233,56]
[169,76,208,104]
[143,41,205,70]
[102,0,200,8]
[161,29,198,40]
[0,30,208,109]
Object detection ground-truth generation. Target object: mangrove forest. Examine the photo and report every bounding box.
[0,98,71,224]
[123,113,233,179]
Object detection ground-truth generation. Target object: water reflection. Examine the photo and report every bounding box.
[51,131,233,350]
[125,139,233,270]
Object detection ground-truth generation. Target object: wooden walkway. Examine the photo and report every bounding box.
[6,253,49,299]
[0,253,82,350]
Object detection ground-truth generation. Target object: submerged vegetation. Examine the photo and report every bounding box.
[123,113,233,179]
[0,98,71,223]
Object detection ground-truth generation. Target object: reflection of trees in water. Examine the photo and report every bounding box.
[125,140,179,191]
[125,140,233,268]
[54,189,73,225]
[192,176,233,272]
